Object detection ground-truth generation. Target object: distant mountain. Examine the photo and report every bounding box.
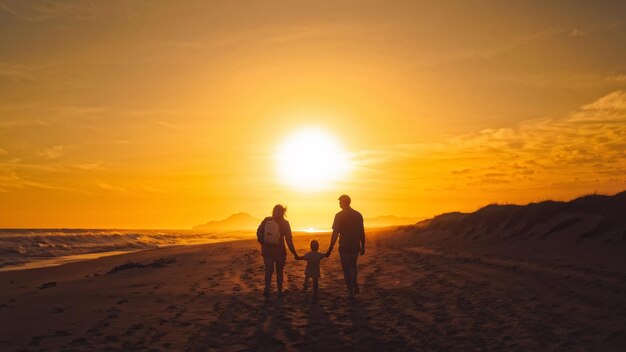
[365,215,423,228]
[404,190,626,246]
[193,213,260,231]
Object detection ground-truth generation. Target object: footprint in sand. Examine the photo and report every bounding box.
[50,307,65,314]
[105,335,120,343]
[150,331,166,343]
[55,330,71,337]
[123,323,143,337]
[105,307,121,319]
[86,319,109,335]
[29,336,44,346]
[70,337,92,347]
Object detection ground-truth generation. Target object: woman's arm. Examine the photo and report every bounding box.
[284,222,298,258]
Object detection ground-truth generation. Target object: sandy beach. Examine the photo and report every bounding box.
[1,229,624,351]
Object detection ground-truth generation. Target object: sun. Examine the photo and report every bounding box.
[276,128,349,191]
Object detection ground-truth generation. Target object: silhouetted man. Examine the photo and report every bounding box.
[326,194,365,299]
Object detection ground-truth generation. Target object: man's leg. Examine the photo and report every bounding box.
[352,254,360,294]
[263,256,274,295]
[275,257,285,295]
[340,252,355,297]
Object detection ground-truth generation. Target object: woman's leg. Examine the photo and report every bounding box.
[304,275,310,290]
[275,258,285,294]
[263,256,275,295]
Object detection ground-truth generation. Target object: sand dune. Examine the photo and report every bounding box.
[397,191,626,271]
[1,229,624,351]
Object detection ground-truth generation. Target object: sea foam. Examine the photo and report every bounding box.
[0,229,251,268]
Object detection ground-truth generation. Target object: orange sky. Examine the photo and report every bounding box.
[1,1,625,229]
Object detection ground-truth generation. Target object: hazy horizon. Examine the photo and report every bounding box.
[1,189,622,231]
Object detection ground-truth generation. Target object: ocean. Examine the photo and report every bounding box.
[0,229,253,270]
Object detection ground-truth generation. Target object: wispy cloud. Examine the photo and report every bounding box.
[151,120,182,130]
[50,106,107,115]
[578,90,626,113]
[0,0,140,22]
[567,28,588,38]
[606,73,626,83]
[95,181,126,192]
[354,90,626,192]
[158,40,207,50]
[0,166,74,192]
[38,145,64,160]
[93,180,171,195]
[0,62,38,83]
[72,161,105,170]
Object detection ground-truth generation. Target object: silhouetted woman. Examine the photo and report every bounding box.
[257,204,298,297]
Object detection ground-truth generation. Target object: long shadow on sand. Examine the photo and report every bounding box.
[185,292,266,351]
[346,299,411,350]
[292,300,343,350]
[246,297,301,350]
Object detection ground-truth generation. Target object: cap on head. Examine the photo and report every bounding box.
[338,194,351,207]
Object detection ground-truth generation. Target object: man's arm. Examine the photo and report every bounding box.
[327,213,340,256]
[327,229,339,256]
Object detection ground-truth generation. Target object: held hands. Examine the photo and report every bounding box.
[325,247,333,257]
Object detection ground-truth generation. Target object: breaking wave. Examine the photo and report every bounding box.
[0,229,252,268]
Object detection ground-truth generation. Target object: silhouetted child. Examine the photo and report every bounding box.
[296,239,328,300]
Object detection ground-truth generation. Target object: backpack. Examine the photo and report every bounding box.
[263,218,281,245]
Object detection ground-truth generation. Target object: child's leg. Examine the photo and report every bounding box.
[303,275,310,290]
[312,277,319,297]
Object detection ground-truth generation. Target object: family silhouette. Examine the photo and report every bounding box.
[256,194,366,301]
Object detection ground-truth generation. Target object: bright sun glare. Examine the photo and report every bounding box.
[277,128,349,191]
